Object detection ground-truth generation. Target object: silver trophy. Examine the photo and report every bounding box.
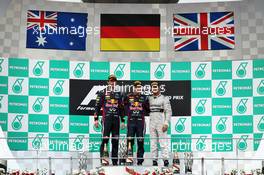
[78,151,89,171]
[184,152,193,174]
[172,152,180,174]
[118,138,127,165]
[39,168,48,175]
[0,160,7,175]
[262,161,264,174]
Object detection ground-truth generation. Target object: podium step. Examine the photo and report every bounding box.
[92,165,182,175]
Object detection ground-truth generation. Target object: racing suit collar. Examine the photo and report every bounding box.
[133,91,141,96]
[153,92,161,98]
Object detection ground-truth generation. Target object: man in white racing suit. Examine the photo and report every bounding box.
[149,81,172,167]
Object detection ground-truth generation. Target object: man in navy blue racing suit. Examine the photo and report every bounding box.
[124,81,150,165]
[94,74,125,165]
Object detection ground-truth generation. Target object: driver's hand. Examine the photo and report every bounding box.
[121,123,126,130]
[162,124,168,132]
[94,120,99,128]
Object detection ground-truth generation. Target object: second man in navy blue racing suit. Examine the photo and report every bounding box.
[124,81,150,165]
[94,75,125,165]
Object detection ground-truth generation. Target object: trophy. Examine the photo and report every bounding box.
[39,168,48,175]
[78,151,89,171]
[184,152,193,174]
[262,161,264,174]
[118,138,127,165]
[102,143,109,166]
[172,152,180,174]
[126,141,134,166]
[0,160,7,175]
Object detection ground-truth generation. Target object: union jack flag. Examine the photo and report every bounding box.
[173,12,235,51]
[27,11,57,31]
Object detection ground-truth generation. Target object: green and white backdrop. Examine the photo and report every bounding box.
[0,0,264,173]
[0,57,264,155]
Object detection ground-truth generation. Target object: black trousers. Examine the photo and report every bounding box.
[100,116,120,164]
[127,119,145,164]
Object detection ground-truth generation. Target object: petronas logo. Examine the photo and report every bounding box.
[53,80,64,95]
[257,116,264,132]
[12,78,24,94]
[236,62,248,78]
[195,99,207,114]
[154,64,166,79]
[0,59,3,72]
[33,97,44,112]
[195,63,207,79]
[216,117,227,133]
[53,116,64,131]
[93,118,102,132]
[196,136,207,151]
[175,118,186,133]
[236,98,248,114]
[216,81,227,96]
[73,63,85,78]
[257,80,264,95]
[237,135,248,151]
[32,134,44,150]
[33,61,44,76]
[114,64,125,79]
[12,115,23,130]
[73,135,84,150]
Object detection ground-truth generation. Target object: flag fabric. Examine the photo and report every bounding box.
[173,12,235,51]
[26,10,88,51]
[100,14,160,51]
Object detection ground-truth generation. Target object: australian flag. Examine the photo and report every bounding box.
[26,10,88,51]
[173,12,235,51]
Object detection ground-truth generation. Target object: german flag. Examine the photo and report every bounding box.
[100,14,160,52]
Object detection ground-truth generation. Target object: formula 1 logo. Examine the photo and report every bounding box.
[80,86,106,106]
[70,79,109,115]
[70,80,191,116]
